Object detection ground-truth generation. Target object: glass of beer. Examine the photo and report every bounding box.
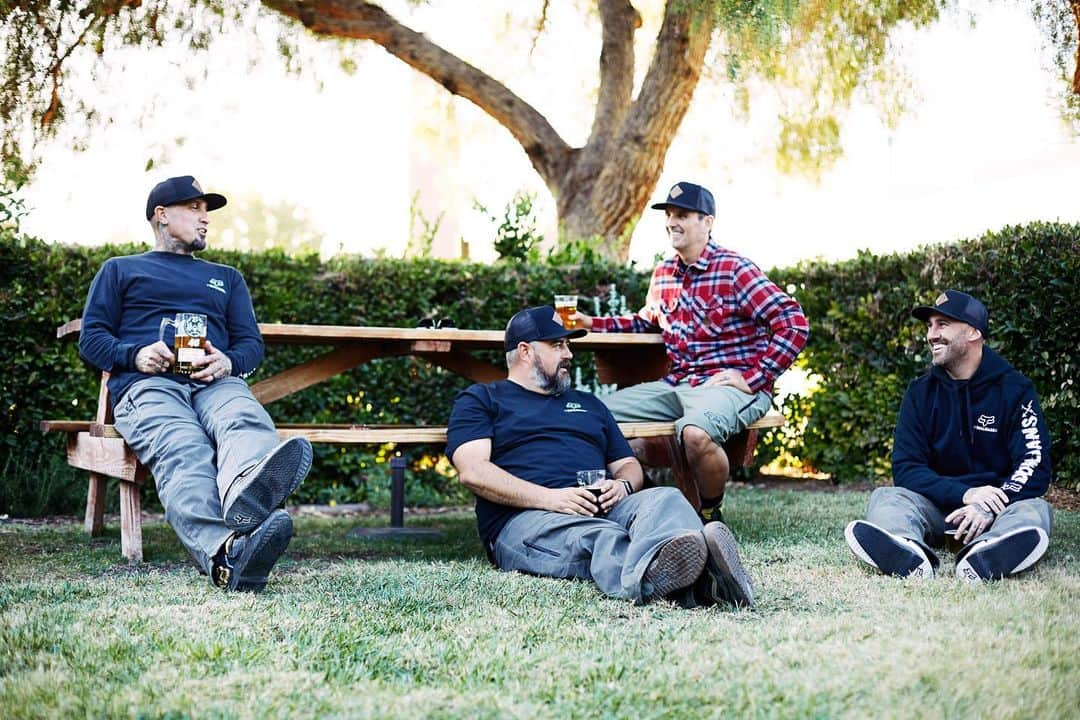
[576,469,606,516]
[943,521,965,553]
[158,312,208,376]
[554,294,579,328]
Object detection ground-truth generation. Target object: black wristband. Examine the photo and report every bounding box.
[621,479,634,496]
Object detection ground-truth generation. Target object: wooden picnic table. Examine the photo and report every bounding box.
[44,319,782,560]
[54,320,671,404]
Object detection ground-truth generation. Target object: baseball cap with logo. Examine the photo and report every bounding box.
[911,289,990,337]
[504,306,587,351]
[650,181,716,216]
[145,175,227,221]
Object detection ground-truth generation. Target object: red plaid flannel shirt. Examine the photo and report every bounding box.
[592,242,809,393]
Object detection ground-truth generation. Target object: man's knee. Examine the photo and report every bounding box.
[680,425,718,458]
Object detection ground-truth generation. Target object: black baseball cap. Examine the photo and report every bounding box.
[912,289,990,337]
[145,175,227,220]
[650,181,716,216]
[504,306,587,351]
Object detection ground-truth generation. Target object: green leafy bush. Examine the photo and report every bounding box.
[767,222,1079,489]
[0,234,649,516]
[2,221,1077,518]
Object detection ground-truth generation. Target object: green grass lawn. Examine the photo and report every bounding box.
[1,486,1077,719]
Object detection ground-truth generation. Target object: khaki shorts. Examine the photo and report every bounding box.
[603,380,772,446]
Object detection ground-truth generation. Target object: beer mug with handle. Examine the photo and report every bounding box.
[159,312,208,376]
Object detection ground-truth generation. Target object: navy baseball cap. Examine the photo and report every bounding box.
[145,175,227,220]
[504,306,587,351]
[912,289,990,337]
[650,181,715,216]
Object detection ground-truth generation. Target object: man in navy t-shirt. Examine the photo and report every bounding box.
[446,306,756,608]
[78,175,311,592]
[845,290,1053,582]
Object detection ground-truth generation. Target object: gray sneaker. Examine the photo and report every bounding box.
[221,437,312,532]
[697,521,755,609]
[212,509,293,592]
[642,532,707,603]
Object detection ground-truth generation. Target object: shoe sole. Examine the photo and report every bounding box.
[231,510,294,593]
[224,438,312,532]
[845,520,933,579]
[643,533,707,601]
[702,522,754,609]
[955,527,1048,583]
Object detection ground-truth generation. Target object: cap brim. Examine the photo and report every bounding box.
[912,305,964,324]
[202,193,227,212]
[537,327,588,343]
[911,305,989,336]
[650,200,712,214]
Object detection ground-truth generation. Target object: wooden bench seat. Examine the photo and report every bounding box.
[40,413,784,562]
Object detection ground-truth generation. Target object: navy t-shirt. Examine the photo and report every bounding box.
[446,380,634,546]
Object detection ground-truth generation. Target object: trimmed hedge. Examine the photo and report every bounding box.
[1,221,1076,517]
[767,221,1079,488]
[0,234,650,514]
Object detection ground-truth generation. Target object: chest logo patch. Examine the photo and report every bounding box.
[206,278,226,294]
[974,414,998,433]
[564,402,586,413]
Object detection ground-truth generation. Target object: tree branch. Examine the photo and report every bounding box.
[261,0,573,182]
[583,0,639,154]
[565,0,716,244]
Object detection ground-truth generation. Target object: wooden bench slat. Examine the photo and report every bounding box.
[39,420,94,433]
[42,414,784,443]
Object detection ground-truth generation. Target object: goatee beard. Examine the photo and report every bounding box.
[532,358,571,395]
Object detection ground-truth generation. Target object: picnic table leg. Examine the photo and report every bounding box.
[390,456,406,529]
[662,436,702,513]
[84,471,106,536]
[723,428,759,470]
[348,454,442,539]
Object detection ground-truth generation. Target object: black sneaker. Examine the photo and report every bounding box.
[697,521,754,609]
[221,437,312,532]
[955,527,1049,583]
[844,520,936,578]
[212,509,293,592]
[642,532,707,603]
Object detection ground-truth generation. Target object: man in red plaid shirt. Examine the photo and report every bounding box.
[573,181,809,520]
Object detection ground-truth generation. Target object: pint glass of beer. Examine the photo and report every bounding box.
[576,469,606,516]
[158,312,208,376]
[554,294,579,328]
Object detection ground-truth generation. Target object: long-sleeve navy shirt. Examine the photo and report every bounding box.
[891,347,1051,512]
[78,251,264,408]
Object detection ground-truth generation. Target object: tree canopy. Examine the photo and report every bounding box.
[2,1,1077,260]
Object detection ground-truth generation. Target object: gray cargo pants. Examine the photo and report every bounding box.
[113,376,281,573]
[866,486,1053,556]
[492,486,705,603]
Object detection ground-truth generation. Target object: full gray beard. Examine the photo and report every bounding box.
[531,356,571,395]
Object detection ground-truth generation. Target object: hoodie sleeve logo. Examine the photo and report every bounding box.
[1004,401,1042,492]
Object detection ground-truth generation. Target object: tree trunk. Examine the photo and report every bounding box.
[263,0,717,262]
[1072,0,1080,95]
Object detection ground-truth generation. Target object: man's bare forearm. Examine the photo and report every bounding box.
[457,459,551,509]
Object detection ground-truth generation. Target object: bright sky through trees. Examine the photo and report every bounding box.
[17,0,1080,272]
